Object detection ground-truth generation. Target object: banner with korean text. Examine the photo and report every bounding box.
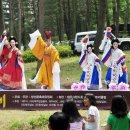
[0,91,129,110]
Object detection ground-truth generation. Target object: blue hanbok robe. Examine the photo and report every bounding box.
[99,36,128,85]
[102,48,128,85]
[79,51,102,90]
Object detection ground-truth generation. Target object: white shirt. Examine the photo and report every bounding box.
[87,105,100,130]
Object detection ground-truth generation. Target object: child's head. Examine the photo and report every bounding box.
[83,93,97,107]
[62,100,82,122]
[87,44,94,53]
[9,36,17,47]
[111,95,128,118]
[48,112,70,130]
[111,39,120,49]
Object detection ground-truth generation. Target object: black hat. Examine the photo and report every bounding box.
[9,36,17,42]
[87,44,94,49]
[111,39,120,45]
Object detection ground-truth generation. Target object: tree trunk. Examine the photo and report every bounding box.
[9,0,14,35]
[124,0,129,33]
[37,0,45,72]
[63,0,76,40]
[21,1,25,49]
[63,0,69,39]
[71,0,76,39]
[38,0,44,36]
[94,0,99,28]
[57,0,64,42]
[17,0,22,49]
[93,0,107,55]
[115,0,120,37]
[0,0,5,35]
[86,0,92,31]
[67,0,71,39]
[33,0,39,29]
[112,0,116,26]
[106,1,110,27]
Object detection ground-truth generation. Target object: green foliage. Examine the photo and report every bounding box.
[5,115,48,130]
[56,45,73,58]
[29,115,48,129]
[52,35,59,41]
[63,34,68,41]
[23,50,37,63]
[6,120,23,130]
[120,33,130,38]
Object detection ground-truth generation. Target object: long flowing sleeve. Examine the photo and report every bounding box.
[79,50,87,70]
[28,30,46,60]
[17,50,27,90]
[51,46,60,90]
[95,57,102,88]
[99,27,112,67]
[52,61,60,90]
[116,50,127,77]
[0,36,7,56]
[18,59,27,90]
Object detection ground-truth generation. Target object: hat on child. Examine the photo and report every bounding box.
[9,36,18,44]
[9,36,17,42]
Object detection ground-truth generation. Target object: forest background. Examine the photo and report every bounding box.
[0,0,130,54]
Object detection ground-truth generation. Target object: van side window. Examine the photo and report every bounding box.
[77,35,86,42]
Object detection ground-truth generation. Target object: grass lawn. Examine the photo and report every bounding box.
[25,51,130,89]
[0,110,110,130]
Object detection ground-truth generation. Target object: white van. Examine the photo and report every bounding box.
[70,31,130,54]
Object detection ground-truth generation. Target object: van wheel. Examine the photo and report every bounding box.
[121,42,130,51]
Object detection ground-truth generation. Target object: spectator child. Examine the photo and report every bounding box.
[48,112,70,130]
[62,100,86,130]
[105,95,130,130]
[83,93,100,130]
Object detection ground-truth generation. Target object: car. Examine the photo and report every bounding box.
[70,31,130,54]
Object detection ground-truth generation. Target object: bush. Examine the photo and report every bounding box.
[29,115,48,129]
[23,50,37,63]
[56,45,72,58]
[6,120,23,130]
[23,45,72,63]
[6,115,48,130]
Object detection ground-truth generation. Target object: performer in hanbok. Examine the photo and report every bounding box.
[0,30,6,42]
[79,44,102,90]
[0,36,26,90]
[0,30,7,68]
[99,27,128,86]
[28,30,60,90]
